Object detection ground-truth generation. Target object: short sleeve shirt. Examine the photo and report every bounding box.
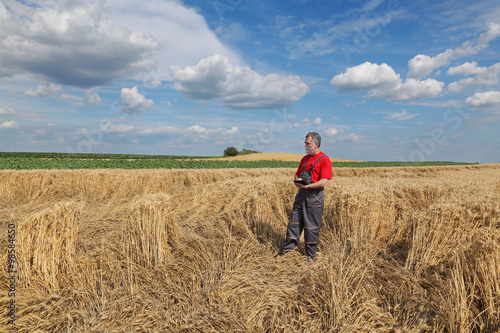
[295,152,332,183]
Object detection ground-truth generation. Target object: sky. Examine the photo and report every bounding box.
[0,0,499,163]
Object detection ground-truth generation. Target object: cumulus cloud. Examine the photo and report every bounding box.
[0,120,20,129]
[24,84,61,97]
[330,62,444,102]
[106,0,242,80]
[447,63,500,93]
[170,54,309,109]
[330,62,400,92]
[407,52,453,80]
[331,25,499,102]
[120,87,154,114]
[0,0,157,88]
[466,91,500,107]
[367,78,444,102]
[187,125,206,133]
[408,23,500,79]
[477,21,500,43]
[227,126,239,134]
[447,62,488,76]
[324,128,343,137]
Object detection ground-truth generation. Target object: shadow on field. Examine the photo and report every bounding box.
[250,220,283,253]
[250,220,307,257]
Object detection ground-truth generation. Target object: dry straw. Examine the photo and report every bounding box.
[0,165,499,332]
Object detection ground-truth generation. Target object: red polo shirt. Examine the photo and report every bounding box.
[295,152,332,183]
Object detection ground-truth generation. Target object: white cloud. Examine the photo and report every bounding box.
[331,62,444,102]
[341,133,361,142]
[302,117,322,126]
[84,89,102,106]
[447,63,500,93]
[0,0,157,88]
[58,94,77,102]
[330,62,400,91]
[187,125,239,138]
[0,120,20,129]
[106,0,242,80]
[324,128,343,137]
[24,84,61,97]
[367,78,444,102]
[408,23,500,79]
[120,87,154,114]
[0,106,16,115]
[140,124,178,135]
[58,89,101,106]
[477,21,500,43]
[170,54,309,109]
[141,124,238,137]
[187,125,206,133]
[447,62,488,76]
[466,91,500,107]
[383,109,419,121]
[149,80,162,87]
[407,52,453,80]
[101,123,134,133]
[227,126,238,134]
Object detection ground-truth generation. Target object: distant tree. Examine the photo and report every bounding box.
[223,147,238,156]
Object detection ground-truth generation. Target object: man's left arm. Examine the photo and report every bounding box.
[302,178,328,190]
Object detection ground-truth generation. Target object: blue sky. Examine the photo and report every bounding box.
[1,0,499,163]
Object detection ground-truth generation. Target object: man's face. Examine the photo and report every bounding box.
[305,137,317,155]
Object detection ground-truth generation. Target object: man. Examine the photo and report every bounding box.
[282,131,332,260]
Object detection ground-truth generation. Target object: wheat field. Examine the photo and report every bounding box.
[1,164,499,332]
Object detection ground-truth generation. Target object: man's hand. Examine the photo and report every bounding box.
[294,177,306,188]
[294,178,328,190]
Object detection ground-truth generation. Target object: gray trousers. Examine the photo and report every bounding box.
[282,188,324,259]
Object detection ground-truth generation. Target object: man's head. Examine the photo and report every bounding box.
[305,131,321,155]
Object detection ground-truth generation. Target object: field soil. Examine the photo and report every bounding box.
[1,164,499,332]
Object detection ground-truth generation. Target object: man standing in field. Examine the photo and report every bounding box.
[282,131,332,261]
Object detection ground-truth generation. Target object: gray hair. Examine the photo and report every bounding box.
[305,131,321,148]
